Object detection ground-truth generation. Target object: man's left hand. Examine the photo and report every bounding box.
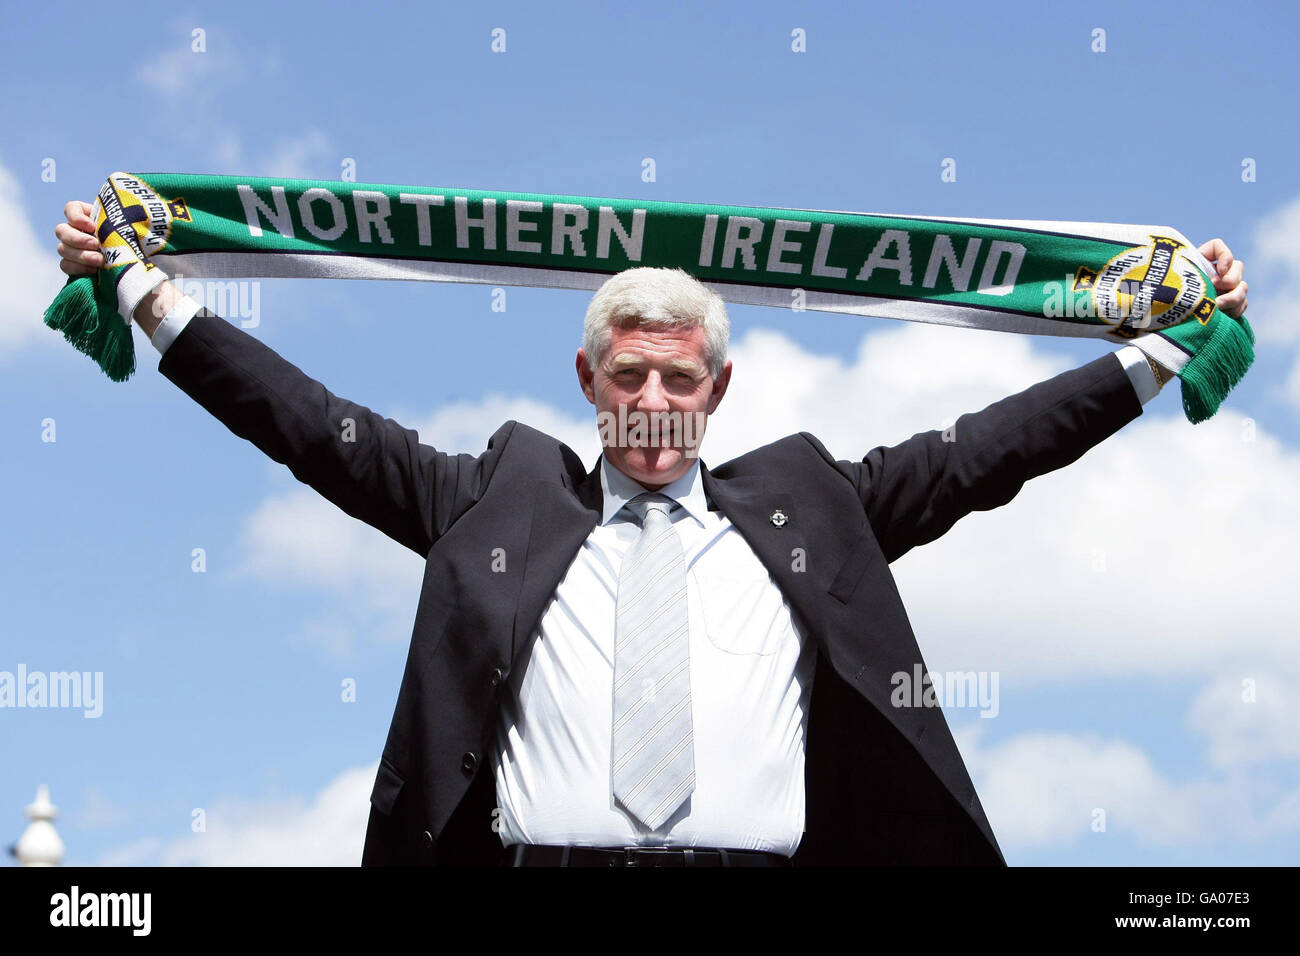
[1200,238,1248,318]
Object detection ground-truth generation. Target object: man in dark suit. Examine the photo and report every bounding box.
[55,203,1248,866]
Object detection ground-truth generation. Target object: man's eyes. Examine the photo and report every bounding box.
[613,369,694,381]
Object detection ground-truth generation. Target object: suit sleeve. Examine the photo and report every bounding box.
[157,307,507,558]
[840,351,1144,564]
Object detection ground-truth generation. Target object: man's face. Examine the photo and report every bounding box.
[576,323,731,490]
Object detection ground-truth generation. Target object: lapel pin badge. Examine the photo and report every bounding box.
[770,508,788,528]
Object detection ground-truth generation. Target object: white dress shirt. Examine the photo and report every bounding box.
[491,457,819,854]
[151,297,1165,855]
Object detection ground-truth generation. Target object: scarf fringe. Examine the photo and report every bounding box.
[43,276,136,382]
[1172,312,1255,424]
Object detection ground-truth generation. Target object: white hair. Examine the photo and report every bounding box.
[582,267,729,378]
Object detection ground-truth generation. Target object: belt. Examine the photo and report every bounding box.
[504,844,792,867]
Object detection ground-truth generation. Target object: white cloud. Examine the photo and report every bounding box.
[136,45,220,99]
[231,395,597,657]
[958,724,1194,850]
[704,321,1068,463]
[129,31,331,181]
[1247,194,1300,346]
[233,485,425,658]
[955,722,1300,853]
[1239,194,1300,412]
[96,763,374,866]
[888,399,1300,683]
[95,837,165,867]
[261,129,336,180]
[1188,673,1300,770]
[203,129,338,180]
[1282,351,1300,414]
[126,17,330,179]
[133,27,243,106]
[406,394,601,465]
[0,161,68,358]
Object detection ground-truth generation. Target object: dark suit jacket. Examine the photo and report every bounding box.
[158,307,1144,866]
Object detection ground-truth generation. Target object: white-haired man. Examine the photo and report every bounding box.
[56,204,1247,866]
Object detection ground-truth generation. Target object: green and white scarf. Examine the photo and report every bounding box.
[45,172,1255,423]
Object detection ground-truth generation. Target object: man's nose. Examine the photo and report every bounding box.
[637,372,671,411]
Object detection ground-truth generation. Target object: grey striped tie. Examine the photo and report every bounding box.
[612,492,695,831]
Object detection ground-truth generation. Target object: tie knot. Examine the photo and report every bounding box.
[624,493,676,527]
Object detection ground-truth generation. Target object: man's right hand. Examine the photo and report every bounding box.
[53,198,180,334]
[54,200,102,276]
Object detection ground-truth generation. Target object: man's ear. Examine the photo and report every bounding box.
[576,349,597,405]
[706,360,733,414]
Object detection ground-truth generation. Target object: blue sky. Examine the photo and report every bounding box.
[2,0,1298,865]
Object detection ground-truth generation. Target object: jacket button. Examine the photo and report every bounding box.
[490,667,505,688]
[422,830,433,849]
[461,751,478,774]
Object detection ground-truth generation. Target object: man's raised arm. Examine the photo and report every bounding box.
[840,351,1146,565]
[55,201,503,558]
[839,236,1248,565]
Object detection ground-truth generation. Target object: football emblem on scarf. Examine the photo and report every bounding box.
[1073,235,1217,339]
[92,172,186,268]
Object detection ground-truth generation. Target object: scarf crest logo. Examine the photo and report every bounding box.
[1073,235,1216,339]
[93,173,188,270]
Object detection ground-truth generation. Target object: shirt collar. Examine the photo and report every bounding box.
[599,456,709,527]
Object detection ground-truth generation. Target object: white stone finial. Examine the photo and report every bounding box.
[15,785,65,866]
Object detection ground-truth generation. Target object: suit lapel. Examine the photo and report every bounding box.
[510,459,603,657]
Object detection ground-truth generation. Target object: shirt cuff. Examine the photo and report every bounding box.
[151,295,203,356]
[1116,345,1162,406]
